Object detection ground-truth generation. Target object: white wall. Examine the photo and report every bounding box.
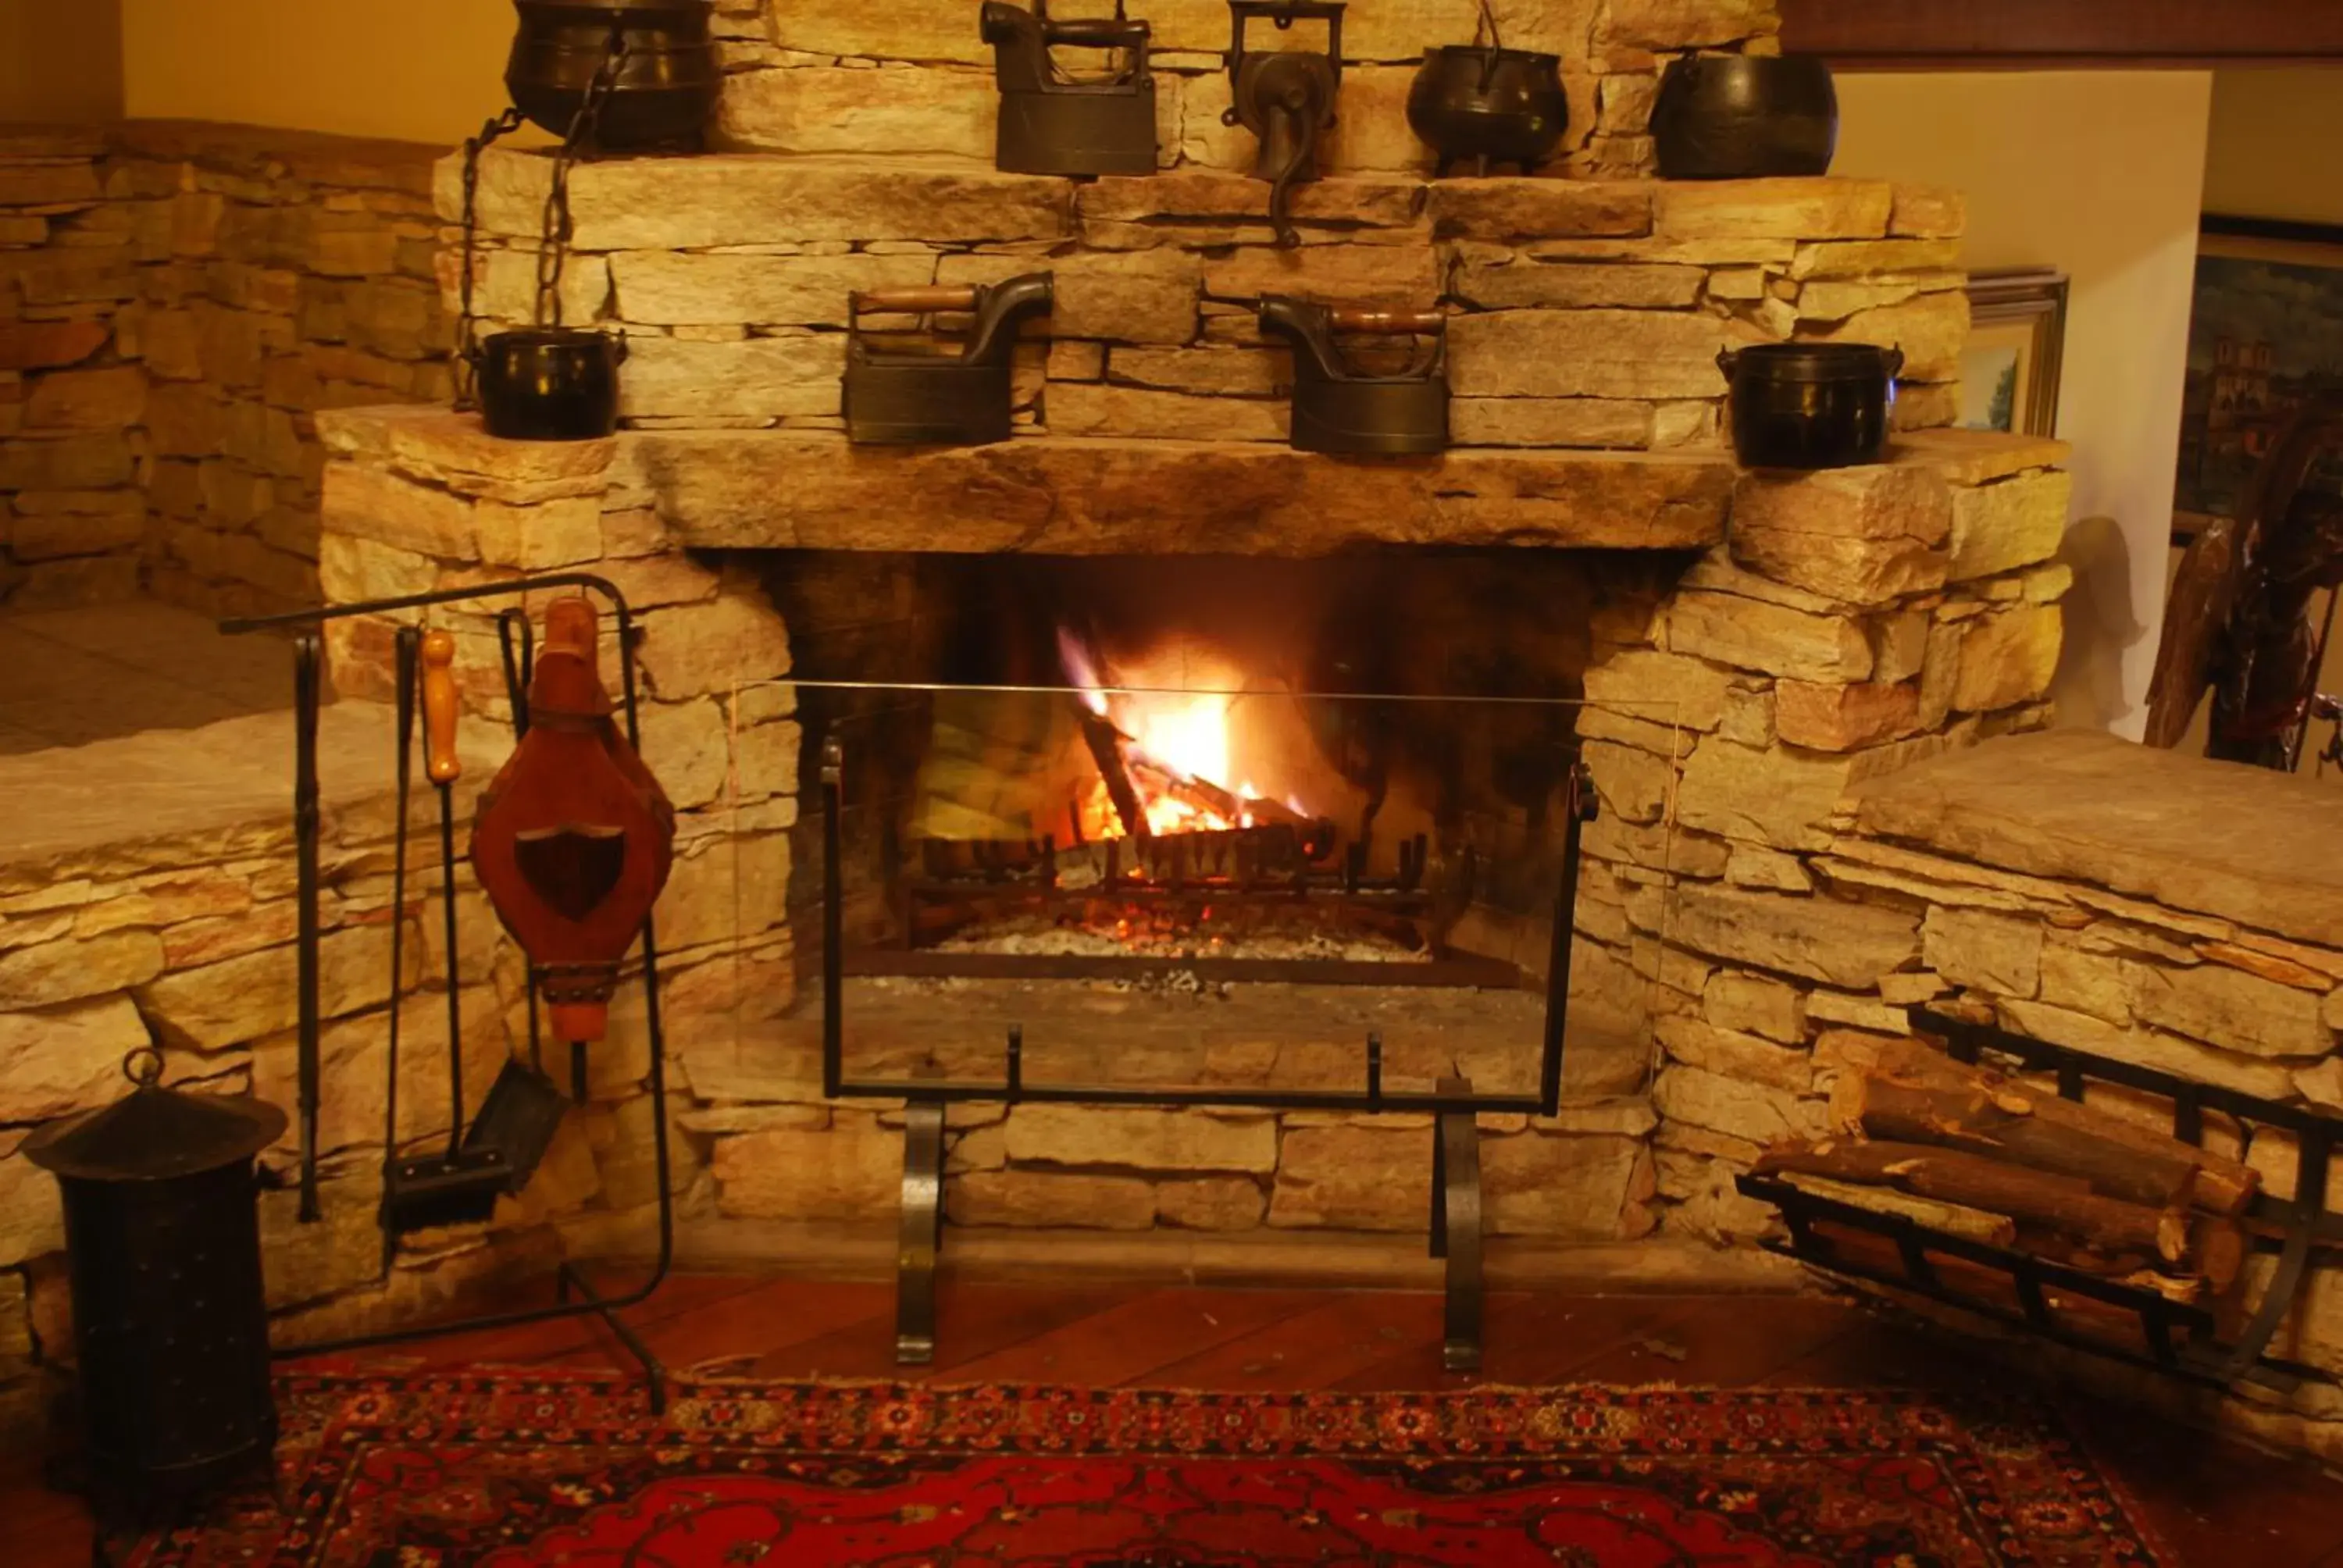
[2206,67,2343,227]
[1835,72,2214,738]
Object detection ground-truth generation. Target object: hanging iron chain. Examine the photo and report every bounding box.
[455,106,528,412]
[536,23,630,330]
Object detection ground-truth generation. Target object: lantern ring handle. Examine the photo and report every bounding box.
[123,1046,164,1088]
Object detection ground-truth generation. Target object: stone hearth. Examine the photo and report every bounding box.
[5,0,2337,1474]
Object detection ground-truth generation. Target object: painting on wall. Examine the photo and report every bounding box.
[2174,216,2343,535]
[1960,270,2068,438]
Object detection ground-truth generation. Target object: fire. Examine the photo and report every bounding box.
[1056,627,1286,839]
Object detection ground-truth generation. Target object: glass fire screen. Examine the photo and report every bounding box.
[691,679,1693,1114]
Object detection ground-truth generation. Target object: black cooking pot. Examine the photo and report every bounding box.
[1407,42,1570,177]
[506,0,719,149]
[1653,55,1837,180]
[474,327,626,441]
[1718,343,1903,470]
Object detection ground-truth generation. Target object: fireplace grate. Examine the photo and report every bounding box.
[814,725,1600,1370]
[1739,1010,2343,1396]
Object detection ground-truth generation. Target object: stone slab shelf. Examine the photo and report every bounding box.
[322,408,2070,564]
[628,429,1735,555]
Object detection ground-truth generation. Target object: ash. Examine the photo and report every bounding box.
[935,908,1422,967]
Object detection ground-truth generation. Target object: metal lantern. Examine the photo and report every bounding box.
[23,1049,286,1527]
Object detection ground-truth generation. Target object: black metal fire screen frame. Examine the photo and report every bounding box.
[1739,1009,2343,1396]
[220,573,676,1410]
[811,697,1601,1371]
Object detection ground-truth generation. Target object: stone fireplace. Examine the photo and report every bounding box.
[279,0,2094,1288]
[3,0,2336,1469]
[305,52,2074,1277]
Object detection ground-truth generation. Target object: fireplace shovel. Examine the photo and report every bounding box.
[379,628,565,1242]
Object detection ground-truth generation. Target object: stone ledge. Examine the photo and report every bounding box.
[628,429,1735,554]
[1850,731,2343,949]
[443,148,1960,251]
[322,408,2065,561]
[659,1216,1809,1292]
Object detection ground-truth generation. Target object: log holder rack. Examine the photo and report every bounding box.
[1739,1009,2343,1396]
[816,724,1599,1371]
[219,573,676,1411]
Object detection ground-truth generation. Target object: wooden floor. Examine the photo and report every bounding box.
[6,1274,2343,1565]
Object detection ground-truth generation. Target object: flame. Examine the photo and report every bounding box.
[1060,629,1288,839]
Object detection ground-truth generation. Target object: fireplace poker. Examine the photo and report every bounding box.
[292,632,323,1223]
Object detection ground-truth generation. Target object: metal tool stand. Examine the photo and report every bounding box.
[219,573,677,1411]
[1739,1009,2343,1397]
[821,736,1599,1370]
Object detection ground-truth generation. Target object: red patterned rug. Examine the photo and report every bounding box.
[132,1368,2165,1566]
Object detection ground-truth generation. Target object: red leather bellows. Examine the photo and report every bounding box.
[472,595,676,1044]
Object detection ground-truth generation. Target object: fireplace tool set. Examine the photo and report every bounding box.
[214,576,683,1408]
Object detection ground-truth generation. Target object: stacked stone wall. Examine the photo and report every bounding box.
[451,155,1967,450]
[0,122,449,618]
[719,0,1779,181]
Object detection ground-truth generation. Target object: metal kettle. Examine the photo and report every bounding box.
[1224,1,1346,249]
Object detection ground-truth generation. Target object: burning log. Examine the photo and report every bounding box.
[1076,706,1149,842]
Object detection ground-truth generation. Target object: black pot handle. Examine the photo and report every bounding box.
[1882,345,1906,379]
[608,327,629,365]
[1716,347,1741,380]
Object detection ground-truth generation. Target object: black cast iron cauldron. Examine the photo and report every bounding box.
[1652,54,1838,180]
[23,1049,287,1531]
[474,328,626,441]
[1718,343,1903,470]
[1406,2,1568,179]
[506,0,720,148]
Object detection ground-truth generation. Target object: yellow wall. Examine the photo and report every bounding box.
[1835,71,2215,739]
[118,0,513,145]
[0,0,123,123]
[2206,67,2343,227]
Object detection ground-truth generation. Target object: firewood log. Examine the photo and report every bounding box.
[1756,1139,2183,1262]
[1842,1070,2257,1217]
[2121,1270,2209,1306]
[2189,1213,2248,1296]
[1807,1221,2195,1345]
[1870,1037,2260,1216]
[1777,1173,2018,1245]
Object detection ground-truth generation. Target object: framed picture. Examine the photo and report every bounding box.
[1960,269,2069,437]
[2174,216,2343,539]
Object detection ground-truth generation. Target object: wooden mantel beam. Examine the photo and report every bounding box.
[1780,0,2343,66]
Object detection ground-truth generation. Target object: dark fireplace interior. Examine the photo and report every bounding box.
[738,547,1691,1099]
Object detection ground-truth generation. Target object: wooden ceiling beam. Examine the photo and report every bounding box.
[1779,0,2343,67]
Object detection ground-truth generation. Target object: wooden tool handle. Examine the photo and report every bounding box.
[1329,308,1446,335]
[854,285,979,314]
[420,629,462,785]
